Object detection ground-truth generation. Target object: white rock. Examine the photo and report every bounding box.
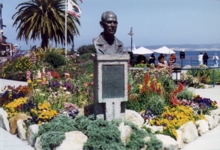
[0,108,10,131]
[27,124,39,146]
[210,108,220,116]
[214,116,220,123]
[34,137,42,150]
[144,125,163,133]
[204,115,216,129]
[176,129,184,149]
[179,121,198,144]
[213,116,219,127]
[118,122,133,145]
[195,120,209,136]
[140,137,151,150]
[54,131,88,150]
[125,109,144,128]
[17,119,27,140]
[156,134,178,150]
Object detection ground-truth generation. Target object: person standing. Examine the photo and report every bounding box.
[136,55,146,65]
[203,52,209,66]
[213,53,219,67]
[168,53,176,65]
[149,53,156,65]
[198,52,203,65]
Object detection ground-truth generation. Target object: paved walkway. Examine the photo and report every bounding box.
[0,128,34,150]
[0,79,220,150]
[182,125,220,150]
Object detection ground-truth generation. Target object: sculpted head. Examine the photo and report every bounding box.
[100,11,118,36]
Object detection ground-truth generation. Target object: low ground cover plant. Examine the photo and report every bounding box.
[36,115,162,150]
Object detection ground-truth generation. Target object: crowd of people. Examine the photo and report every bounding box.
[134,53,177,68]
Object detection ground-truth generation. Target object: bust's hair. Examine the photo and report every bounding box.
[101,11,117,22]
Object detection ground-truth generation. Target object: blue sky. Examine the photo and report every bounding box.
[1,0,220,50]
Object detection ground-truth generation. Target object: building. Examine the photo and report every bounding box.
[0,3,8,56]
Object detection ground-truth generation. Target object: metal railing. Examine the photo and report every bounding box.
[181,67,219,87]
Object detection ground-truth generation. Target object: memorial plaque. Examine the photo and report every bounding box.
[102,65,124,99]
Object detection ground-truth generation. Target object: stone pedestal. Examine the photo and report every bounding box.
[92,54,129,121]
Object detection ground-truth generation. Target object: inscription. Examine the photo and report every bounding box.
[102,65,124,99]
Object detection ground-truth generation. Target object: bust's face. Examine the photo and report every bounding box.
[101,13,118,36]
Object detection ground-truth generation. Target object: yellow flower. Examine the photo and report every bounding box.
[156,82,161,89]
[27,79,32,84]
[147,81,151,87]
[90,74,93,78]
[36,79,42,83]
[138,84,143,90]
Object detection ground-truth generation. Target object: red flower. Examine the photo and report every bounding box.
[128,84,131,92]
[144,74,150,86]
[51,70,60,79]
[142,86,146,94]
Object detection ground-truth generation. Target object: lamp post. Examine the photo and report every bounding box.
[128,27,134,52]
[172,63,181,84]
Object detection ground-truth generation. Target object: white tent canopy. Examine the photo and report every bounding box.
[133,46,153,55]
[153,46,175,54]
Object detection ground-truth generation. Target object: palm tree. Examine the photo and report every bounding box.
[12,0,80,49]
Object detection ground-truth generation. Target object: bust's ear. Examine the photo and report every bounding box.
[100,21,104,28]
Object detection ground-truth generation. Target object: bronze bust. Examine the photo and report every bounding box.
[93,11,124,54]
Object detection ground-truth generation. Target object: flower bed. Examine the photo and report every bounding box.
[0,50,220,149]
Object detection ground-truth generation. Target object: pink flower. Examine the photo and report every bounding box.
[26,70,31,79]
[84,82,88,88]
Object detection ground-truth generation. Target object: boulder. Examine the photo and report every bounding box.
[125,110,144,128]
[156,134,178,150]
[144,125,163,133]
[17,119,27,140]
[176,129,184,149]
[140,137,151,150]
[0,108,10,131]
[179,121,198,144]
[54,131,88,150]
[34,137,42,150]
[204,115,217,129]
[118,122,133,145]
[195,120,209,136]
[27,124,39,146]
[210,108,220,116]
[214,116,220,124]
[9,113,32,134]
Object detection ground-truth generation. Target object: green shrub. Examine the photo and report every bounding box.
[177,88,194,101]
[37,115,162,150]
[44,52,66,68]
[80,60,93,74]
[146,95,165,115]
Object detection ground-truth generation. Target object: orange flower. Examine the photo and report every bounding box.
[144,74,150,86]
[51,70,60,79]
[142,86,146,94]
[128,84,131,92]
[84,82,88,88]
